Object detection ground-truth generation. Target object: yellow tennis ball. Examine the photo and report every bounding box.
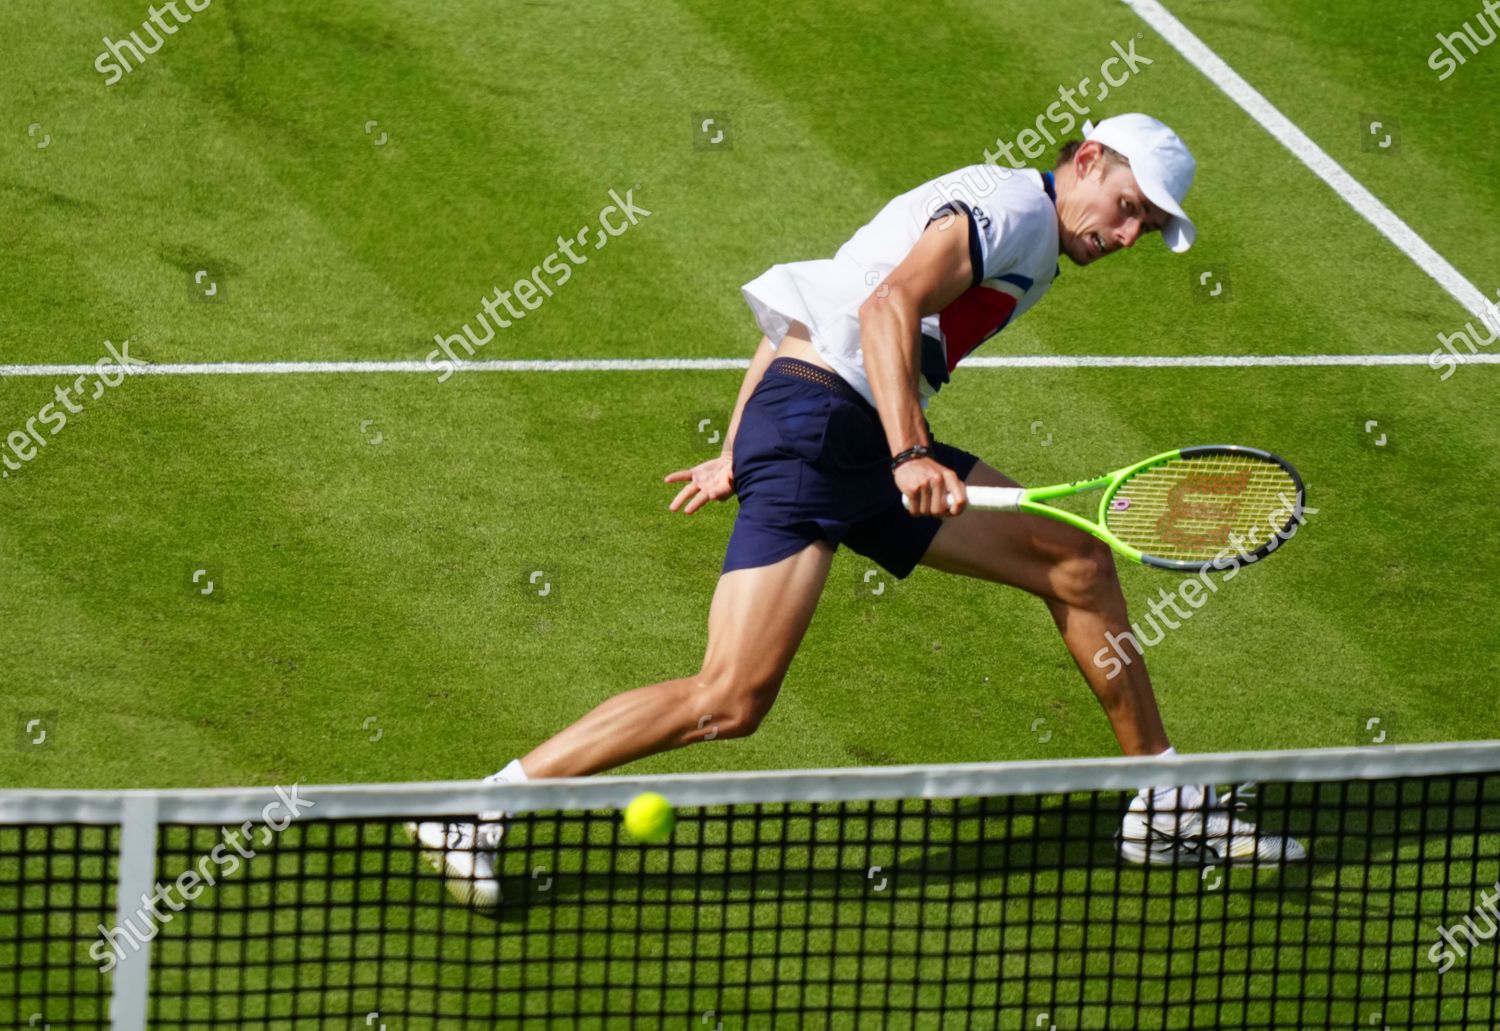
[623,792,675,844]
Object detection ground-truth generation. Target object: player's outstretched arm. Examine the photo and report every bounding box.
[664,335,777,514]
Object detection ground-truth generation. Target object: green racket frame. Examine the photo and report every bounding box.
[917,445,1307,572]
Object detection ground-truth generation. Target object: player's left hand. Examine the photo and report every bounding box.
[665,454,734,514]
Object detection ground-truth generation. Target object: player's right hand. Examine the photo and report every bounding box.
[665,454,734,514]
[895,456,967,518]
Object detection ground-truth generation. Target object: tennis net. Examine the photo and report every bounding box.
[3,741,1498,1029]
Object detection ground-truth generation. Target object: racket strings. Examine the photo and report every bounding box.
[1104,455,1300,562]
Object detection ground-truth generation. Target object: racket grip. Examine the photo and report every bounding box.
[899,487,1024,513]
[965,486,1025,511]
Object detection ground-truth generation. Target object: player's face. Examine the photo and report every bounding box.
[1058,149,1169,267]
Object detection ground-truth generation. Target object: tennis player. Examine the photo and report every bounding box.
[411,114,1305,905]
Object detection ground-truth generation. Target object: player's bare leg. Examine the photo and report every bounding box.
[521,540,835,778]
[919,459,1305,864]
[411,541,833,905]
[917,459,1169,756]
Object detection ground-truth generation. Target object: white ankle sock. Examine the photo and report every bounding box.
[494,758,528,783]
[1140,747,1206,811]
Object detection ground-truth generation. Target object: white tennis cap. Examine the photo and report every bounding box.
[1082,113,1196,253]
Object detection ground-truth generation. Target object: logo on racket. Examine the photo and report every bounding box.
[1155,470,1250,550]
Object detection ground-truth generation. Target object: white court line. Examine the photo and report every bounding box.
[2,354,1495,377]
[9,5,1491,384]
[6,8,1490,386]
[1127,0,1492,320]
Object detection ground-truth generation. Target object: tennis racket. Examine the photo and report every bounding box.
[903,445,1306,572]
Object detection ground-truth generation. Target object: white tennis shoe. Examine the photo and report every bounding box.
[1117,786,1307,866]
[405,769,516,909]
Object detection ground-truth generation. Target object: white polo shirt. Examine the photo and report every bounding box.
[742,164,1061,408]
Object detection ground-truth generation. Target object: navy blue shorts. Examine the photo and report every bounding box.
[723,358,981,578]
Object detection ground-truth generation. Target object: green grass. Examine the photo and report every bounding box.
[2,0,1498,1025]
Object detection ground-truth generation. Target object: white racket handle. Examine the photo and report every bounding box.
[900,486,1025,512]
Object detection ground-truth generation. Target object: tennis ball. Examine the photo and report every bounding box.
[623,792,676,844]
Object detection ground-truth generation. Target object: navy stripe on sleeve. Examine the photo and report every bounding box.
[926,201,984,290]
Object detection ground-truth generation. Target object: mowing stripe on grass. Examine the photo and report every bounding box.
[1128,0,1493,319]
[3,354,1497,377]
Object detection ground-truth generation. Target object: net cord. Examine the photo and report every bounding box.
[2,740,1496,825]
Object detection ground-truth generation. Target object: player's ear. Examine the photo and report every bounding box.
[1074,141,1107,182]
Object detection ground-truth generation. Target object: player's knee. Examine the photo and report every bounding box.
[691,670,783,739]
[1054,538,1119,608]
